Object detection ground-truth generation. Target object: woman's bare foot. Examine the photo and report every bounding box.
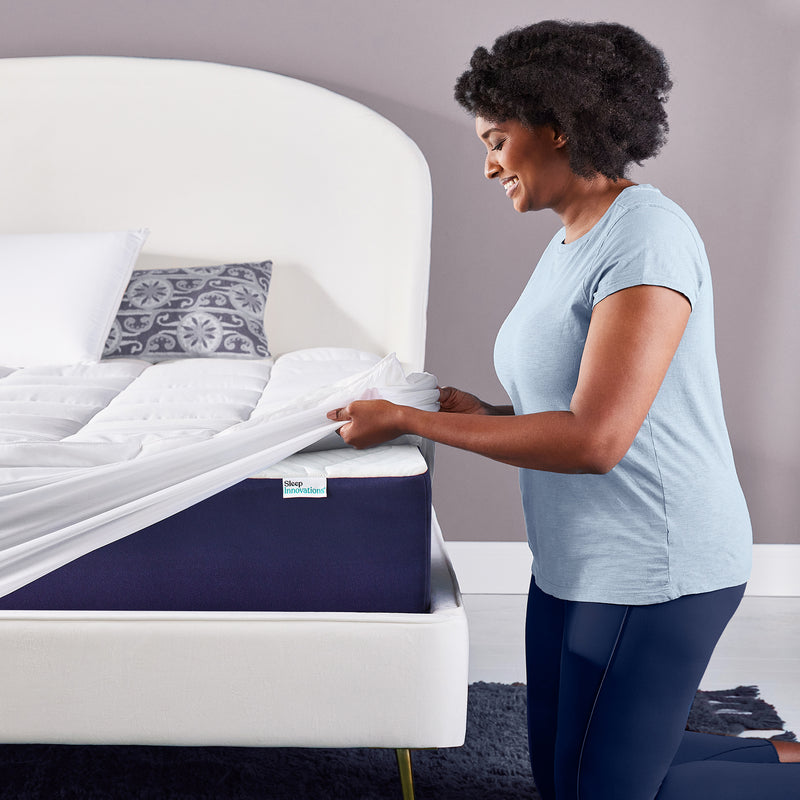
[772,739,800,762]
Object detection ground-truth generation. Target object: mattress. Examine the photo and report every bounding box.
[0,444,432,613]
[0,348,440,604]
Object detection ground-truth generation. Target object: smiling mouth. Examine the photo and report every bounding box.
[501,177,519,196]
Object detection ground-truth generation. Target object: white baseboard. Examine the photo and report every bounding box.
[444,542,800,598]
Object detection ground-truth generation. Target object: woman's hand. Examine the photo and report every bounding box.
[439,386,513,416]
[326,399,407,449]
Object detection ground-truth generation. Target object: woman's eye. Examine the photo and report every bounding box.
[492,139,506,152]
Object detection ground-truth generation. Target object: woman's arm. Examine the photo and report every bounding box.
[328,285,691,474]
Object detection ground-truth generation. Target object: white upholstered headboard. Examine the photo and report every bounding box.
[0,57,432,371]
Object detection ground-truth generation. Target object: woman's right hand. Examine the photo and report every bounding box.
[438,386,509,415]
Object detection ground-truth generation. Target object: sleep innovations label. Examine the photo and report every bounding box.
[282,477,328,499]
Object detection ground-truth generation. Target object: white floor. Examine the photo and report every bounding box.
[463,593,800,737]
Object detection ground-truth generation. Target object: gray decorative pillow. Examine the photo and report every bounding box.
[103,261,272,360]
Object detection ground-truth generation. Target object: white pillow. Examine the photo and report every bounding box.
[0,230,148,367]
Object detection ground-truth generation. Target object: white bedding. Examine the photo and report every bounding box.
[0,348,439,599]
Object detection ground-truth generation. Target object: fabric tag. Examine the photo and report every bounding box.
[282,477,328,498]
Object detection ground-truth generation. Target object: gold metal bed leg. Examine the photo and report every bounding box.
[395,748,415,800]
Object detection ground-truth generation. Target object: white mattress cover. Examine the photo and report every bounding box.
[0,349,439,599]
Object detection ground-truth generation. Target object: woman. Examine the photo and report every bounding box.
[328,20,800,799]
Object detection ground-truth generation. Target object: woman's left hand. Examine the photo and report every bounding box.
[327,399,407,449]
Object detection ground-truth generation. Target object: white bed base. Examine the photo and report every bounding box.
[0,518,466,750]
[0,56,468,797]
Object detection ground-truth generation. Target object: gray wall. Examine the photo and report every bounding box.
[3,0,799,544]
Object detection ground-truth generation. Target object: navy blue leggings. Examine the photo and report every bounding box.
[525,578,800,800]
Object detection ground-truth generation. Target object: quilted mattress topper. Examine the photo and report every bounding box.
[0,348,439,599]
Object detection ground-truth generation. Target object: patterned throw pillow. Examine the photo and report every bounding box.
[103,261,272,360]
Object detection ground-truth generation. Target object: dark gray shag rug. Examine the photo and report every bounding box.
[0,683,793,799]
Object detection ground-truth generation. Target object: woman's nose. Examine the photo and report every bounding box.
[484,151,500,180]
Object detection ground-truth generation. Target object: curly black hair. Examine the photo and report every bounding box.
[454,20,672,180]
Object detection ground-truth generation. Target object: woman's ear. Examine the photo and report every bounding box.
[553,130,569,149]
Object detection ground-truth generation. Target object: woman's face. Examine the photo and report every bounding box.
[475,116,571,214]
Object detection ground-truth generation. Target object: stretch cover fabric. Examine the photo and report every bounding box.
[0,352,439,599]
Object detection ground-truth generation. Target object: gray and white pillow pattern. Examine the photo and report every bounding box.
[103,261,272,360]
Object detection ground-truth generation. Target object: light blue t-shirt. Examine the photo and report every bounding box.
[494,185,751,604]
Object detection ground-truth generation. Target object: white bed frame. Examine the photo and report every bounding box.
[0,57,468,798]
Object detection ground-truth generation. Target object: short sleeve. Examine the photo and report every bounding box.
[588,204,706,309]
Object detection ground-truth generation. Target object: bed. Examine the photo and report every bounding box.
[0,56,469,799]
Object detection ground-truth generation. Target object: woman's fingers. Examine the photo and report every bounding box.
[438,386,456,406]
[438,386,485,414]
[327,406,349,439]
[438,386,464,411]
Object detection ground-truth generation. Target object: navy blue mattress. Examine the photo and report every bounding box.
[0,466,432,613]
